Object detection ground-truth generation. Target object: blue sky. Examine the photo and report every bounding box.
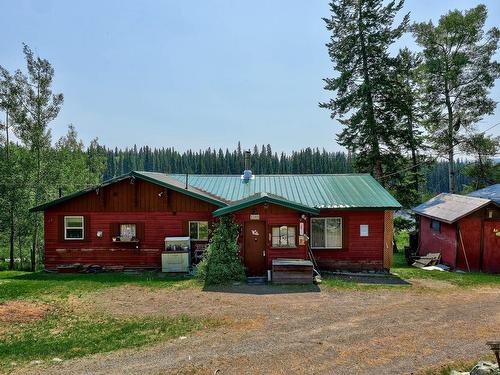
[2,0,499,153]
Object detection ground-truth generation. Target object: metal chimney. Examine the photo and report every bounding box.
[242,150,253,182]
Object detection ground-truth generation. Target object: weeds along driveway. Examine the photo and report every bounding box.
[19,281,500,375]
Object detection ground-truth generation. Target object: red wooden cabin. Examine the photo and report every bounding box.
[32,169,400,275]
[413,193,500,273]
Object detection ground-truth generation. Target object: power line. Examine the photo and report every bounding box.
[378,121,500,180]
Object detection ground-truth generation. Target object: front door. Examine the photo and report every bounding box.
[244,221,267,276]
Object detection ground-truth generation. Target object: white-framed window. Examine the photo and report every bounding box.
[271,225,296,248]
[360,224,369,237]
[64,216,84,240]
[189,221,209,240]
[120,224,137,241]
[311,217,342,249]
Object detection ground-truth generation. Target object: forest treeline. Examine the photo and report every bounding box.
[101,143,471,194]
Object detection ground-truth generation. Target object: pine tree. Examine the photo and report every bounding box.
[320,0,409,181]
[412,5,500,193]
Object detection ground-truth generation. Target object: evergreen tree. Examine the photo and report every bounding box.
[460,133,500,191]
[320,0,409,180]
[412,5,500,193]
[197,216,246,285]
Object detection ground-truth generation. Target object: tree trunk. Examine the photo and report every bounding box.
[6,111,15,270]
[31,220,37,272]
[444,75,456,193]
[357,0,383,181]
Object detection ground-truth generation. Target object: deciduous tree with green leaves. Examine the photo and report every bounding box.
[10,44,64,271]
[412,5,500,193]
[320,0,409,180]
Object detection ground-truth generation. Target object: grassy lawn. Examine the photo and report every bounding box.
[0,271,215,373]
[0,270,200,303]
[321,230,499,289]
[391,231,500,288]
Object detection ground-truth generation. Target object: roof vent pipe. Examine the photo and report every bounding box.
[242,150,253,182]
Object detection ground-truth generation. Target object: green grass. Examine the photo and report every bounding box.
[320,230,499,289]
[0,271,200,303]
[391,232,500,288]
[0,271,214,372]
[0,308,219,372]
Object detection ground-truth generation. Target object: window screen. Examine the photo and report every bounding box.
[311,218,342,248]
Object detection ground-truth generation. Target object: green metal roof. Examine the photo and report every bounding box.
[170,173,401,209]
[213,192,320,217]
[32,171,401,212]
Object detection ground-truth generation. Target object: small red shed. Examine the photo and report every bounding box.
[413,193,500,273]
[31,169,401,275]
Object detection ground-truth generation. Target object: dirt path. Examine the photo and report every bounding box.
[20,282,500,375]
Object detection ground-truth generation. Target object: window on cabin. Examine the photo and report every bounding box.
[120,224,137,241]
[430,219,441,232]
[311,217,342,249]
[64,216,84,240]
[271,226,296,248]
[189,221,209,240]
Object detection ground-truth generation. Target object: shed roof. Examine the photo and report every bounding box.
[412,193,492,224]
[467,184,500,204]
[32,171,401,212]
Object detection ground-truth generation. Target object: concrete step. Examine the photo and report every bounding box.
[246,276,267,285]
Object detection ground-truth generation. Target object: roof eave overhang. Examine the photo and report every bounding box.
[30,171,227,212]
[132,172,226,208]
[412,199,495,224]
[213,196,320,217]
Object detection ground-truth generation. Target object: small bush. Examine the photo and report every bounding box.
[197,217,246,285]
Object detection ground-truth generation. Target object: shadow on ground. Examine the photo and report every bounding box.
[202,283,321,295]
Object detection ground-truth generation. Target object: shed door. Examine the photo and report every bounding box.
[482,221,500,273]
[244,221,267,276]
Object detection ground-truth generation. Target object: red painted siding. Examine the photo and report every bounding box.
[418,216,457,269]
[311,210,385,271]
[231,203,308,268]
[44,211,212,269]
[483,220,500,273]
[42,177,388,272]
[456,217,481,272]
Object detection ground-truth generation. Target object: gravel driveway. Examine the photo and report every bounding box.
[19,279,500,375]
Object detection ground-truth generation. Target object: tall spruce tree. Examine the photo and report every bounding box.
[320,0,409,180]
[412,5,500,193]
[383,48,427,206]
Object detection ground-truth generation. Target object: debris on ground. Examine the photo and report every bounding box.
[421,264,450,271]
[451,361,499,375]
[412,252,441,268]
